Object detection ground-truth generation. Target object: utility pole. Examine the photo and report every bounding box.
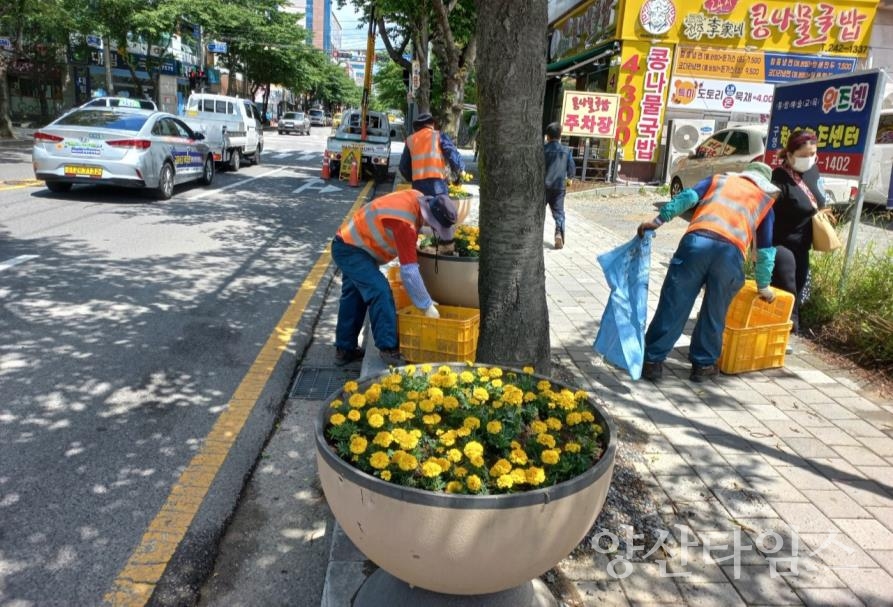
[360,5,376,141]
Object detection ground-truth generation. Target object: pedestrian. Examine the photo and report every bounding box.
[543,122,576,249]
[399,112,466,196]
[332,189,458,368]
[637,162,780,383]
[769,129,827,337]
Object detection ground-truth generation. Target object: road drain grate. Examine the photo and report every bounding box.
[289,366,360,399]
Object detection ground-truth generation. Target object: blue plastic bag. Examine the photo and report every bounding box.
[593,233,654,380]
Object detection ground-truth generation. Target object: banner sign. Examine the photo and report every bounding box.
[560,90,620,138]
[549,0,619,63]
[673,46,856,83]
[668,77,775,114]
[613,40,673,162]
[766,70,884,177]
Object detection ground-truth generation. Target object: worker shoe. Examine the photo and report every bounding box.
[554,234,564,250]
[334,347,365,367]
[642,361,663,381]
[379,349,407,367]
[690,364,719,383]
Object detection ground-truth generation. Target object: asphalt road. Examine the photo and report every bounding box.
[0,127,394,605]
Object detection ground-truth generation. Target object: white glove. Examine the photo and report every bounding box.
[757,287,776,303]
[424,304,440,319]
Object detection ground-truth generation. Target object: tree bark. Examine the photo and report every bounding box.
[431,0,476,139]
[0,57,14,138]
[474,0,550,373]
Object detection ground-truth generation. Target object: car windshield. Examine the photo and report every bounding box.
[284,112,303,119]
[310,110,324,116]
[55,110,149,131]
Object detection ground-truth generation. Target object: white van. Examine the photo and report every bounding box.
[182,93,264,171]
[863,109,893,208]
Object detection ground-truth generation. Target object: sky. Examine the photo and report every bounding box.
[333,3,386,51]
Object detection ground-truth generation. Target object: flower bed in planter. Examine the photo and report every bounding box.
[418,225,480,308]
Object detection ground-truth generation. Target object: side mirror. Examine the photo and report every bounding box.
[192,132,205,141]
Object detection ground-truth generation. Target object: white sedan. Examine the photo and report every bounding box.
[32,108,214,200]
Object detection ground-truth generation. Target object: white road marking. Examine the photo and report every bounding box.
[298,152,318,161]
[292,177,342,195]
[188,167,286,200]
[273,152,292,159]
[0,255,38,271]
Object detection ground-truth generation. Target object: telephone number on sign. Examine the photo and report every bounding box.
[817,153,861,178]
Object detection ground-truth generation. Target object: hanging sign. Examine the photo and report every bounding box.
[560,90,620,138]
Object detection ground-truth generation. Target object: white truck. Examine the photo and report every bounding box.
[323,109,394,182]
[182,93,264,171]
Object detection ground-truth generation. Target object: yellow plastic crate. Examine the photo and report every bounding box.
[397,305,480,363]
[386,266,412,310]
[719,280,794,374]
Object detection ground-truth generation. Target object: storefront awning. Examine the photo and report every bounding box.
[546,41,619,77]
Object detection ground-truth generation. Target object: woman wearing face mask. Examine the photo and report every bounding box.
[770,129,826,339]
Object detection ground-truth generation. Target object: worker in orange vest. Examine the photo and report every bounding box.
[636,162,780,383]
[332,189,459,367]
[399,112,466,196]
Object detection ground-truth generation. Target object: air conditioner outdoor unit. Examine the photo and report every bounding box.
[661,119,715,184]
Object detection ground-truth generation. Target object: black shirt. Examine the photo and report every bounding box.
[771,164,826,248]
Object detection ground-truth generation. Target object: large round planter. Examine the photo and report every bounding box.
[315,364,616,596]
[417,250,479,309]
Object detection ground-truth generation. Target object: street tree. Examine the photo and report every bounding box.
[474,0,550,373]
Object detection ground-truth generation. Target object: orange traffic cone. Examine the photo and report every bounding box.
[321,158,331,180]
[349,160,359,187]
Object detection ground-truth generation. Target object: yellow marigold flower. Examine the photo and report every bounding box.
[330,413,346,426]
[368,413,385,428]
[537,433,556,449]
[421,460,443,478]
[422,413,442,425]
[442,396,459,411]
[343,381,359,393]
[470,455,485,468]
[380,470,392,481]
[511,440,521,449]
[439,430,457,446]
[388,409,408,423]
[472,387,489,402]
[486,420,503,434]
[440,373,458,388]
[420,364,432,373]
[524,391,537,402]
[522,366,534,374]
[347,409,361,422]
[407,390,420,400]
[457,427,471,437]
[489,368,503,379]
[511,468,526,484]
[466,474,483,492]
[476,367,490,378]
[509,448,528,465]
[591,422,603,433]
[582,412,596,423]
[373,431,393,447]
[445,481,463,493]
[454,466,468,478]
[348,393,366,408]
[393,429,419,450]
[397,452,418,472]
[427,387,443,400]
[565,442,582,453]
[489,458,512,477]
[546,417,563,431]
[566,412,583,426]
[490,378,503,388]
[349,435,368,455]
[537,380,552,391]
[369,451,390,469]
[463,417,481,430]
[419,400,435,413]
[541,449,560,465]
[574,390,588,400]
[364,385,381,404]
[503,387,524,406]
[496,474,514,489]
[447,448,463,463]
[436,457,451,472]
[459,371,475,384]
[404,364,416,375]
[463,441,484,459]
[526,467,546,485]
[530,420,548,434]
[399,401,417,413]
[557,389,576,410]
[330,399,343,409]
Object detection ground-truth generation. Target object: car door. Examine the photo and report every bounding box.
[684,131,731,187]
[149,116,175,179]
[242,101,260,152]
[714,129,752,175]
[170,118,204,181]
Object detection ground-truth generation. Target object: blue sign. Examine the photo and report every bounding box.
[86,34,103,49]
[0,38,11,50]
[766,70,883,178]
[763,53,857,84]
[207,41,227,54]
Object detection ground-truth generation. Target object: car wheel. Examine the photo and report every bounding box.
[670,177,683,197]
[253,142,262,165]
[229,149,241,172]
[46,181,72,193]
[201,155,214,186]
[156,162,175,200]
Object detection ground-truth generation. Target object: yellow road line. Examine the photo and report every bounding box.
[0,179,42,191]
[104,180,373,606]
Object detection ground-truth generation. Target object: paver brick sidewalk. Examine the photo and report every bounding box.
[547,202,893,607]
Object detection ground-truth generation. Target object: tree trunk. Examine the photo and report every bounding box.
[411,12,430,114]
[0,58,14,138]
[474,0,550,373]
[431,0,477,140]
[103,36,115,94]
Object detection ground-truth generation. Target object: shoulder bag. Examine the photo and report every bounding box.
[785,167,841,252]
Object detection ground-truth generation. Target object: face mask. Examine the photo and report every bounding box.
[791,155,816,173]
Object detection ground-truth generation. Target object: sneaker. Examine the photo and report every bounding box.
[379,349,407,367]
[554,234,564,250]
[785,344,794,355]
[642,361,663,381]
[690,364,719,383]
[334,347,364,367]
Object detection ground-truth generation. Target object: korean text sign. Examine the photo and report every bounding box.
[561,91,620,139]
[766,70,883,178]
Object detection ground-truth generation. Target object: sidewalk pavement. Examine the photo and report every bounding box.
[204,170,893,607]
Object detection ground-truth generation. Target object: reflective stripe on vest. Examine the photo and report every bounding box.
[337,189,422,263]
[686,175,775,256]
[406,127,446,181]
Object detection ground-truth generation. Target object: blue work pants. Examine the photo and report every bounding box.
[545,188,566,237]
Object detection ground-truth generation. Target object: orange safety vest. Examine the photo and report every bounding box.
[337,189,423,263]
[686,174,776,257]
[406,126,447,181]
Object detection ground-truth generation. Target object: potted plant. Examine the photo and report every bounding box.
[315,363,616,601]
[417,224,481,308]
